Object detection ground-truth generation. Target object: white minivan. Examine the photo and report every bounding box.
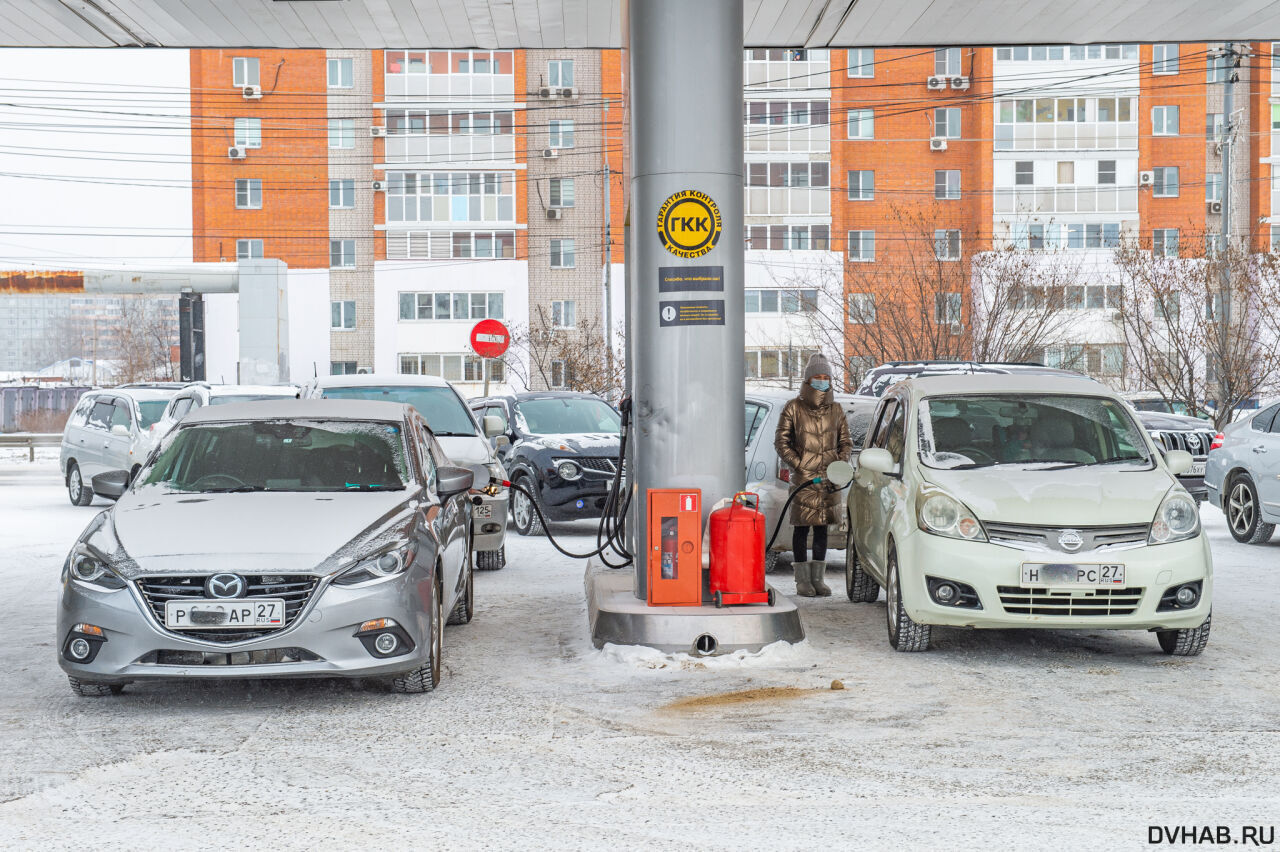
[847,375,1212,655]
[59,387,179,505]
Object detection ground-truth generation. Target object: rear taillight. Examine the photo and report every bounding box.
[1210,432,1224,451]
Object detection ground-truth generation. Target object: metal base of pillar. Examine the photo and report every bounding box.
[585,562,804,655]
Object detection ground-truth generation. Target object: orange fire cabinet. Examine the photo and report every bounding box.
[646,489,703,606]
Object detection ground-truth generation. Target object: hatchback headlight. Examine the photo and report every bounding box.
[917,488,986,542]
[333,544,415,586]
[64,546,126,591]
[1149,489,1200,544]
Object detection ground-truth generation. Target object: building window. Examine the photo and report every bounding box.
[1207,54,1228,83]
[1205,234,1224,258]
[934,107,961,139]
[328,58,353,88]
[331,300,356,330]
[1098,160,1116,184]
[1153,167,1179,197]
[385,50,513,77]
[328,119,355,149]
[744,289,818,314]
[233,118,261,148]
[330,239,356,268]
[998,44,1136,62]
[398,291,504,321]
[935,47,962,76]
[934,229,961,260]
[848,48,874,77]
[847,170,874,200]
[329,178,355,208]
[1057,161,1075,184]
[331,361,358,375]
[550,239,575,268]
[1065,222,1121,249]
[744,348,819,380]
[935,293,962,325]
[548,119,574,148]
[386,172,516,224]
[1272,225,1280,253]
[1155,292,1180,322]
[847,109,874,139]
[1153,229,1179,258]
[847,230,875,262]
[745,100,829,127]
[548,60,574,87]
[235,178,261,209]
[744,225,829,250]
[232,57,259,87]
[385,109,514,136]
[1206,172,1222,202]
[551,300,576,329]
[398,353,504,383]
[236,239,263,260]
[934,169,960,199]
[746,162,830,188]
[550,359,569,389]
[1064,284,1122,310]
[1015,161,1033,185]
[1153,44,1179,74]
[848,293,876,324]
[1152,105,1179,135]
[549,177,574,207]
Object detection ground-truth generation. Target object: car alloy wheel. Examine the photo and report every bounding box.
[885,558,900,641]
[67,463,92,506]
[1228,481,1255,538]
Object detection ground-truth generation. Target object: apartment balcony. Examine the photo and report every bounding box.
[995,122,1138,151]
[745,187,830,217]
[994,186,1139,214]
[384,133,516,166]
[744,125,830,155]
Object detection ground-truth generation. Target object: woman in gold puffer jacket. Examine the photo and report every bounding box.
[773,353,854,597]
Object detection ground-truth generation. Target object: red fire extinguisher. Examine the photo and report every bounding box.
[709,493,773,607]
[660,518,678,579]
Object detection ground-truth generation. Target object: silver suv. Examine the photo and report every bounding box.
[59,387,178,505]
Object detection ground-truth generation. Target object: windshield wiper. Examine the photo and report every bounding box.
[431,431,475,437]
[1040,457,1148,471]
[202,485,267,493]
[337,484,405,491]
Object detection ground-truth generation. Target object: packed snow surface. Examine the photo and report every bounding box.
[1,460,1277,850]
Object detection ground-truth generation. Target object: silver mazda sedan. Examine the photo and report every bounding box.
[57,399,475,696]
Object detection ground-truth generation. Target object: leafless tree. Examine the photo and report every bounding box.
[502,305,625,398]
[47,296,178,383]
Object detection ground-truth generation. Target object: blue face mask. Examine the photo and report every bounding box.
[809,379,830,392]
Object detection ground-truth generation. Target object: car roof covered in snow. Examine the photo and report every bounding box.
[181,398,412,424]
[901,373,1109,397]
[309,373,452,389]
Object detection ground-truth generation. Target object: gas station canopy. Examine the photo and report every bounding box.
[7,0,1280,49]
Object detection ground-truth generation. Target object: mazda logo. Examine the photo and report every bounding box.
[206,573,246,599]
[1057,529,1085,553]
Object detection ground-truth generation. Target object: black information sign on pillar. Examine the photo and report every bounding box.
[178,293,206,382]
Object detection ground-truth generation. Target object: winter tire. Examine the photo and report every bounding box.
[1157,612,1211,656]
[447,549,474,626]
[845,544,880,603]
[510,477,545,537]
[390,574,443,694]
[1226,475,1275,544]
[475,546,506,571]
[67,677,123,697]
[885,548,930,652]
[67,463,93,506]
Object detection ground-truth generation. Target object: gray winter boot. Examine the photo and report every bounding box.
[810,561,832,596]
[793,561,816,597]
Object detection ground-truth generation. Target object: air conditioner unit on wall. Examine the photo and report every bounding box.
[929,137,948,151]
[538,86,554,98]
[926,75,946,90]
[949,76,970,90]
[242,85,261,99]
[1208,200,1222,213]
[227,146,246,159]
[559,87,577,98]
[370,126,387,137]
[547,207,563,220]
[1138,170,1155,186]
[542,148,558,159]
[372,180,386,192]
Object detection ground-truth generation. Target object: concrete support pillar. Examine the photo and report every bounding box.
[627,0,745,600]
[237,259,290,384]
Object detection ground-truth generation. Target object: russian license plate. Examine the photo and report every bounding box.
[1188,462,1206,477]
[165,599,285,629]
[1021,563,1125,587]
[473,503,493,519]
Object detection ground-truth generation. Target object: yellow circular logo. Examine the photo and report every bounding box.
[657,190,722,259]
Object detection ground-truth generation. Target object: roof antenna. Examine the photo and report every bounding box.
[313,361,318,378]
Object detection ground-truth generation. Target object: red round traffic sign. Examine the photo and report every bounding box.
[469,318,511,359]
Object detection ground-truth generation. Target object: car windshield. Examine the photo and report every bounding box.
[140,420,410,492]
[918,394,1153,470]
[516,398,620,434]
[137,400,169,428]
[209,394,293,405]
[320,386,476,436]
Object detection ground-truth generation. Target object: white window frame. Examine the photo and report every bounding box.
[1152,105,1179,136]
[1014,161,1034,185]
[1153,228,1179,258]
[548,119,575,149]
[847,230,875,262]
[550,359,569,389]
[934,169,960,200]
[549,177,575,208]
[331,300,356,330]
[232,57,259,87]
[847,48,874,77]
[1206,172,1222,202]
[329,178,355,209]
[934,292,962,325]
[398,291,504,321]
[548,59,574,87]
[234,118,261,149]
[934,229,961,261]
[934,107,961,139]
[550,239,575,269]
[1153,44,1179,75]
[551,300,576,329]
[848,170,874,201]
[1097,160,1117,185]
[935,47,961,76]
[847,109,874,139]
[330,239,356,269]
[848,293,876,324]
[327,57,354,89]
[235,178,262,209]
[236,239,263,260]
[328,118,355,149]
[1153,166,1179,198]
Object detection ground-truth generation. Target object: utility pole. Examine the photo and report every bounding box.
[1217,42,1237,421]
[603,160,615,393]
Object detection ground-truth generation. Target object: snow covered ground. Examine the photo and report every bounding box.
[1,460,1277,850]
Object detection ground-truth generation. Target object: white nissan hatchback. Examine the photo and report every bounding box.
[847,375,1212,655]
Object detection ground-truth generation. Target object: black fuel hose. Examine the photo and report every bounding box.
[764,477,852,552]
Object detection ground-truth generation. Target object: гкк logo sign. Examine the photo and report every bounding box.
[657,189,722,259]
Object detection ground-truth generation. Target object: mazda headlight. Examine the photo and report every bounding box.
[916,487,986,542]
[1149,489,1200,544]
[64,545,126,591]
[333,543,416,587]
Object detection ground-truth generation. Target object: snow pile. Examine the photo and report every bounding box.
[0,447,59,465]
[594,639,811,671]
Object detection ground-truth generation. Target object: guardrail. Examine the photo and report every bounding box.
[0,433,60,462]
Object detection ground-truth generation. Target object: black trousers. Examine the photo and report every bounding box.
[792,525,828,563]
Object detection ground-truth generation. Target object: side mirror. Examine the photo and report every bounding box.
[91,469,130,499]
[825,460,855,487]
[482,415,504,438]
[437,464,475,497]
[1164,449,1193,476]
[494,435,511,448]
[857,447,896,476]
[111,424,130,437]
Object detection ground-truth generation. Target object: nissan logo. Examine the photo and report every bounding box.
[1057,529,1085,553]
[206,573,246,599]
